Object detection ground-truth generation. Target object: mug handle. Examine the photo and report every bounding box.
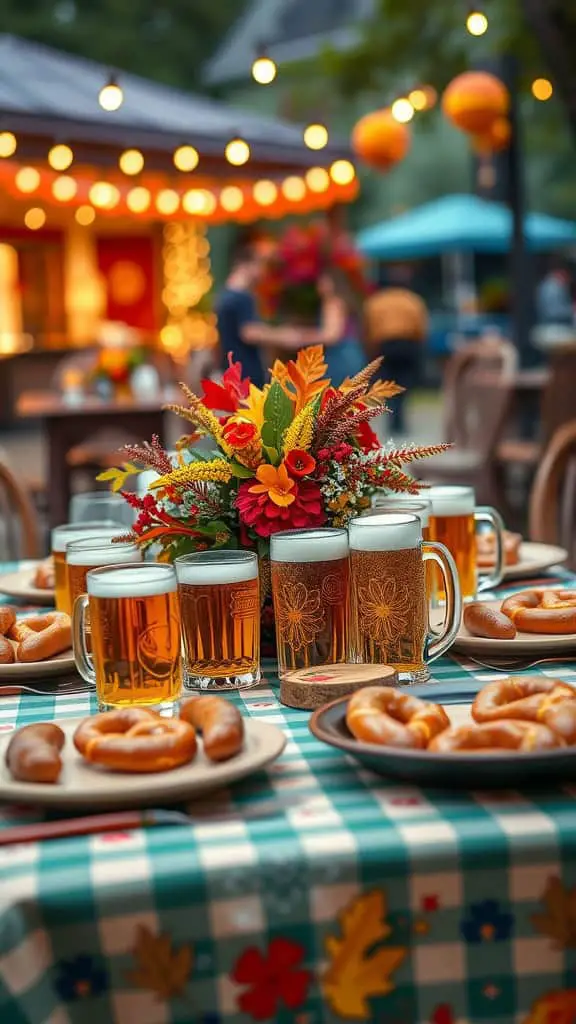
[72,595,96,688]
[423,541,462,663]
[475,507,505,592]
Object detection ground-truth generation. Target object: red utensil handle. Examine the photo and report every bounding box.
[0,811,144,846]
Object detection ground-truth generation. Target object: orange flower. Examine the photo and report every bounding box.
[222,418,258,450]
[249,463,296,507]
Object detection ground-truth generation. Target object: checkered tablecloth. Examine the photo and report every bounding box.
[1,564,576,1024]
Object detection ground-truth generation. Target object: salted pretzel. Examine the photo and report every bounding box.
[345,686,450,749]
[74,708,197,773]
[180,695,244,762]
[472,677,576,725]
[429,719,564,754]
[476,531,521,568]
[0,605,16,664]
[8,612,71,663]
[501,590,576,635]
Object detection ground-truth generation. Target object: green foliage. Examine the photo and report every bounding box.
[261,381,294,450]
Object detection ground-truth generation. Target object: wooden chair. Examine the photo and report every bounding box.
[0,458,41,559]
[528,420,576,571]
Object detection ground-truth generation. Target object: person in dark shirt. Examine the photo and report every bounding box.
[215,245,302,387]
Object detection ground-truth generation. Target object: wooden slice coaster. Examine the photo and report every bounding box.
[280,663,398,710]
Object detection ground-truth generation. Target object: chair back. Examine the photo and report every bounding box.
[529,420,576,570]
[0,457,40,560]
[540,344,576,446]
[443,337,517,447]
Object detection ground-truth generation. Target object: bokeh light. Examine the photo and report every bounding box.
[119,149,144,175]
[75,205,96,226]
[466,10,488,35]
[15,167,41,193]
[252,56,277,85]
[127,186,151,213]
[253,180,278,206]
[330,160,356,185]
[52,175,77,201]
[225,138,250,166]
[156,189,180,215]
[0,132,16,158]
[303,124,328,150]
[173,145,199,172]
[305,167,330,193]
[219,186,244,212]
[532,78,553,101]
[24,207,46,230]
[99,78,123,111]
[391,98,414,123]
[48,144,73,171]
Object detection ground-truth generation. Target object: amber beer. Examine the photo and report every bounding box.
[66,536,142,606]
[270,528,350,678]
[175,551,260,690]
[72,563,182,713]
[52,521,121,614]
[348,513,461,684]
[425,485,504,602]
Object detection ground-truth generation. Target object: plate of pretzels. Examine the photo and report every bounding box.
[0,558,55,605]
[475,534,567,580]
[0,696,286,808]
[310,678,576,786]
[0,606,74,678]
[451,588,576,655]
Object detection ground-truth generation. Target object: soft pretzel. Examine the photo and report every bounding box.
[472,677,576,724]
[345,686,450,749]
[501,590,576,635]
[6,722,65,783]
[0,606,16,636]
[180,695,244,762]
[535,699,576,745]
[429,719,564,754]
[8,612,71,662]
[0,606,17,664]
[464,603,517,640]
[33,557,55,590]
[74,708,197,773]
[476,531,521,568]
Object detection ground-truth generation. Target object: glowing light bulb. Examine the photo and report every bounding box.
[48,143,73,171]
[0,132,17,158]
[303,123,328,150]
[99,76,123,111]
[119,149,144,175]
[330,160,355,186]
[127,186,151,213]
[305,167,330,193]
[281,176,306,202]
[89,182,120,209]
[24,207,46,230]
[52,175,77,201]
[219,186,244,212]
[15,167,40,193]
[156,189,180,215]
[253,180,278,206]
[75,205,96,226]
[408,89,428,111]
[466,10,488,35]
[182,189,216,215]
[252,55,277,85]
[173,145,199,172]
[532,78,553,101]
[391,98,414,123]
[225,138,250,166]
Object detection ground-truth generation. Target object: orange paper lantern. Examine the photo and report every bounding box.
[443,72,509,134]
[351,109,411,171]
[472,117,512,155]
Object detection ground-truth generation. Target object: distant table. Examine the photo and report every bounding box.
[16,391,168,527]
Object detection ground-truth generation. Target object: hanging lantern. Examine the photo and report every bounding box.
[472,117,511,155]
[442,71,509,134]
[351,109,410,171]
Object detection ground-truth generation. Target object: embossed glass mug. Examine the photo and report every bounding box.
[270,528,350,679]
[348,513,461,684]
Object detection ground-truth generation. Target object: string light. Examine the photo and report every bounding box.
[126,186,151,213]
[89,182,120,209]
[330,159,356,186]
[52,176,77,201]
[408,89,428,111]
[75,205,96,226]
[219,186,244,213]
[305,167,330,193]
[119,149,144,175]
[48,143,73,171]
[225,137,250,166]
[251,53,277,85]
[173,145,199,172]
[0,132,17,158]
[15,167,40,193]
[156,189,180,215]
[281,176,306,201]
[532,78,553,101]
[303,124,328,150]
[24,208,46,230]
[466,9,488,35]
[99,75,123,111]
[391,98,414,123]
[253,180,278,206]
[422,85,438,108]
[183,189,216,215]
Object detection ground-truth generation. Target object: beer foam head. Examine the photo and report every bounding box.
[66,537,142,566]
[270,528,349,564]
[423,485,475,517]
[349,513,421,551]
[51,522,123,552]
[369,496,431,527]
[87,564,176,598]
[175,551,258,586]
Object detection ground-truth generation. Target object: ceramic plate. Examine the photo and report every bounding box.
[479,542,568,582]
[0,648,75,680]
[0,718,286,809]
[450,597,576,656]
[310,693,576,787]
[0,561,54,605]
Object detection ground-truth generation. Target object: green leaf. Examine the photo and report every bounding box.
[263,381,293,450]
[229,461,254,479]
[263,445,280,465]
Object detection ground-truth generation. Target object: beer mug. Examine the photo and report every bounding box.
[73,563,182,714]
[367,497,432,539]
[348,513,461,684]
[424,485,504,602]
[66,536,142,606]
[270,528,350,678]
[175,551,260,691]
[52,522,122,614]
[69,491,134,526]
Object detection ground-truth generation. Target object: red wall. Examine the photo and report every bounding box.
[96,235,157,331]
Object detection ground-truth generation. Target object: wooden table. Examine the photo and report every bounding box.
[16,391,168,527]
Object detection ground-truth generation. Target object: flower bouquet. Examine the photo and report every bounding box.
[91,344,145,399]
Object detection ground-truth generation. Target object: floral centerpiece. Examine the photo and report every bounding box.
[91,342,144,399]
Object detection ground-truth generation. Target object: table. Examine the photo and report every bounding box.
[16,392,168,527]
[1,566,576,1024]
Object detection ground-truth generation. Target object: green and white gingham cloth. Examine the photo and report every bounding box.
[1,563,576,1024]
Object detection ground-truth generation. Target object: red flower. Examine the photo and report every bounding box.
[232,938,311,1021]
[355,419,380,450]
[236,478,325,538]
[201,354,249,412]
[222,418,258,450]
[284,450,316,478]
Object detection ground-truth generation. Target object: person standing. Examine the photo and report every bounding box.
[363,285,428,434]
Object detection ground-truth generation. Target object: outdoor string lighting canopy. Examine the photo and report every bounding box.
[0,35,357,226]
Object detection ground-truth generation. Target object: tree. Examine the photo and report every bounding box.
[323,0,576,143]
[0,0,244,91]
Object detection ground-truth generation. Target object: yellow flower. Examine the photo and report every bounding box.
[150,460,232,490]
[249,462,295,507]
[240,384,268,430]
[283,400,315,454]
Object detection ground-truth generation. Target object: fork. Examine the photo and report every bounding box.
[0,675,90,697]
[457,654,576,673]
